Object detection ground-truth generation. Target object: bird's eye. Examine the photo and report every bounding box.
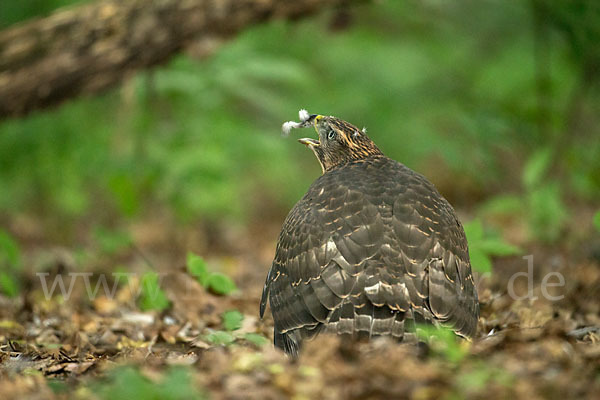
[327,130,336,140]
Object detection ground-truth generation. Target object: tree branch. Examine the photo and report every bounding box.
[0,0,360,119]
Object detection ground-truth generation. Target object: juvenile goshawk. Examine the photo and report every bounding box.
[260,112,479,357]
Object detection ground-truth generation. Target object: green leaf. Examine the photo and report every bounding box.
[0,271,20,297]
[478,238,521,256]
[207,273,237,295]
[464,218,521,274]
[468,248,492,274]
[186,253,237,295]
[138,273,170,311]
[94,365,205,400]
[479,194,522,216]
[222,310,244,331]
[0,229,21,270]
[243,333,269,347]
[457,366,494,391]
[204,330,236,345]
[47,379,68,394]
[463,218,484,242]
[526,183,567,242]
[161,367,204,400]
[593,210,600,232]
[187,252,209,287]
[416,325,467,364]
[108,173,141,217]
[93,227,132,255]
[522,148,552,188]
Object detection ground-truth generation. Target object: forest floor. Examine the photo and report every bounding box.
[0,216,599,400]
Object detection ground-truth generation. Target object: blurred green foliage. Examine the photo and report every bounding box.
[187,253,210,286]
[93,226,133,256]
[521,147,568,240]
[464,219,521,274]
[0,229,21,296]
[202,329,269,348]
[187,253,238,295]
[453,362,514,396]
[0,0,599,246]
[206,273,238,295]
[92,366,206,400]
[222,310,244,331]
[243,333,269,347]
[414,324,515,396]
[0,0,86,29]
[204,330,236,346]
[138,272,170,311]
[480,147,569,242]
[200,310,269,347]
[416,324,468,364]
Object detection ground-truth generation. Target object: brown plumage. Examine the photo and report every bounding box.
[260,113,479,357]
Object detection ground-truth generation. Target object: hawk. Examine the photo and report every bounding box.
[260,111,479,356]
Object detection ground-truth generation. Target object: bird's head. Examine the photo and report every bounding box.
[298,114,383,173]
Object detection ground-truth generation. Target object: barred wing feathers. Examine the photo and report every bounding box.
[260,156,479,356]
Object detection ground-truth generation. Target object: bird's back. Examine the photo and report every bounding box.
[261,155,479,356]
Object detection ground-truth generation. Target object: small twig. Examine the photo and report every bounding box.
[145,334,158,359]
[566,326,600,340]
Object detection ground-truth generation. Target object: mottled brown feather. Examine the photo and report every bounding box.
[260,116,479,357]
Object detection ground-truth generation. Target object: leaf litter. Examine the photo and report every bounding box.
[0,221,599,400]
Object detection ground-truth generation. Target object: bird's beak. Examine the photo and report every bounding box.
[298,138,320,147]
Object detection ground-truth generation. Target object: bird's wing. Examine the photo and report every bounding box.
[386,167,479,337]
[260,173,387,338]
[261,160,479,347]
